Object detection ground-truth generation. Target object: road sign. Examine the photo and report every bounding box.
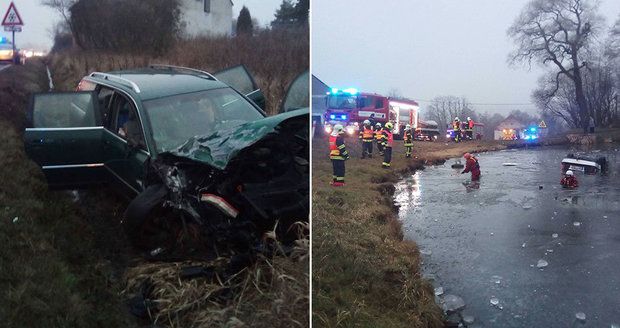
[4,26,21,32]
[539,120,547,128]
[2,2,24,26]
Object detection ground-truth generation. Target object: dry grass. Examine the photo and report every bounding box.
[311,137,508,327]
[123,223,309,327]
[48,28,308,115]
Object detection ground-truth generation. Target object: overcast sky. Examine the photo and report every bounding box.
[0,0,283,50]
[312,0,620,114]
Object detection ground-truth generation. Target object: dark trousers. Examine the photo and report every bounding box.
[362,141,373,158]
[405,145,412,157]
[376,140,384,154]
[331,159,345,182]
[382,147,392,167]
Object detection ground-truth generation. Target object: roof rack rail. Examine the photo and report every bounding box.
[89,72,141,93]
[148,64,218,81]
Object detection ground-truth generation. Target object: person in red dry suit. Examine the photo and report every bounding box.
[461,153,481,181]
[560,170,578,188]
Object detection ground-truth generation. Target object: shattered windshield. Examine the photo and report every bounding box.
[327,95,357,109]
[144,88,264,152]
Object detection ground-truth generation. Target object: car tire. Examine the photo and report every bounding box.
[122,184,173,250]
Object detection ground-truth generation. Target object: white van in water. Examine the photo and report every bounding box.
[561,154,607,175]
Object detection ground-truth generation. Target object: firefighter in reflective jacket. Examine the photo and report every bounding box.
[329,124,349,186]
[382,122,394,168]
[466,117,475,140]
[374,122,385,155]
[453,117,461,142]
[359,119,374,159]
[403,124,413,158]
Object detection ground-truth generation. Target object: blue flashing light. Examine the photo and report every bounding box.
[0,37,6,44]
[330,114,336,120]
[331,88,339,94]
[530,127,536,132]
[340,114,347,120]
[524,135,531,140]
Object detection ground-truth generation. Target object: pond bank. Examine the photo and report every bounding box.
[312,138,509,327]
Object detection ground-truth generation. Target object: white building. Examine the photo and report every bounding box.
[180,0,233,37]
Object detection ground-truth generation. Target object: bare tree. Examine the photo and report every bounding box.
[41,0,81,47]
[508,0,602,132]
[425,95,476,130]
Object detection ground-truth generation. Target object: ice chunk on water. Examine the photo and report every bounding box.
[523,205,532,210]
[573,221,581,227]
[434,287,444,296]
[522,243,526,248]
[420,249,432,256]
[491,275,502,284]
[537,259,549,268]
[603,216,608,219]
[463,315,475,324]
[575,312,586,321]
[12,216,18,223]
[611,323,619,328]
[490,297,499,305]
[442,294,465,312]
[552,233,559,238]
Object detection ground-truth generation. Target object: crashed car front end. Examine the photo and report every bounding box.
[124,108,309,254]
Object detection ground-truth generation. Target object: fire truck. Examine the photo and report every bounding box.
[323,88,419,138]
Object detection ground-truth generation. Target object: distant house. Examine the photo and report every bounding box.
[494,115,525,140]
[180,0,233,37]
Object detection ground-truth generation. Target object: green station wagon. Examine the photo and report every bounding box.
[24,65,309,253]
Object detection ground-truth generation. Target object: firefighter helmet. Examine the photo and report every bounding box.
[455,117,460,121]
[405,124,411,130]
[363,119,371,126]
[385,122,393,130]
[375,122,382,128]
[332,124,344,136]
[566,170,574,176]
[467,117,471,121]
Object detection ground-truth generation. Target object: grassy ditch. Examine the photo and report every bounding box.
[1,53,309,325]
[312,137,508,327]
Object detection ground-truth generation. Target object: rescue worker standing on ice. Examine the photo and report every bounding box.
[359,119,374,159]
[403,124,413,158]
[453,117,461,142]
[329,124,349,186]
[561,170,578,188]
[382,122,394,168]
[375,122,385,155]
[461,153,481,181]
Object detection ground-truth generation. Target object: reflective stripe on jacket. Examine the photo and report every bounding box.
[329,135,348,160]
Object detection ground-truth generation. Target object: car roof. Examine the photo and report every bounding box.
[91,68,230,100]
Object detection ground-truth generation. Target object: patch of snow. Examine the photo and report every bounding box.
[575,312,586,321]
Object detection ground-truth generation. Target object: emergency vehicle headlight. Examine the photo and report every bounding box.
[343,88,358,95]
[532,135,538,139]
[325,125,332,133]
[446,133,451,138]
[530,127,536,132]
[331,88,339,93]
[346,126,355,135]
[524,135,530,140]
[353,122,359,126]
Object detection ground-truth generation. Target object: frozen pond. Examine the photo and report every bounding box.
[396,146,620,327]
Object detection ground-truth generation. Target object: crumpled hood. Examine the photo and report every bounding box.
[168,108,308,170]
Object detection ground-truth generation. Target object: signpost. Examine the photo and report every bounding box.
[1,2,24,64]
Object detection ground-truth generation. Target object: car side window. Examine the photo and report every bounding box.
[112,94,147,150]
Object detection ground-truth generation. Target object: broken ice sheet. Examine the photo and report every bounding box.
[573,221,581,227]
[552,233,559,238]
[434,287,444,296]
[442,294,465,312]
[537,259,548,268]
[491,275,502,284]
[12,216,18,223]
[462,315,475,324]
[575,312,586,321]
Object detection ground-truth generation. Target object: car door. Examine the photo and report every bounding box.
[214,65,265,110]
[102,92,150,196]
[24,91,106,188]
[280,71,309,113]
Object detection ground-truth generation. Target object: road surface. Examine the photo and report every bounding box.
[396,146,620,327]
[0,64,10,72]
